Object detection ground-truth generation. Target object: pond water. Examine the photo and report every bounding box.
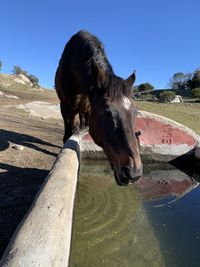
[69,160,200,267]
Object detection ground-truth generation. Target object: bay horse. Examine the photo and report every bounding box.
[55,30,142,186]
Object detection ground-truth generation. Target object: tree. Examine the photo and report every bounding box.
[0,61,2,71]
[138,83,154,92]
[12,66,40,88]
[191,69,200,89]
[28,74,39,88]
[192,88,200,98]
[12,65,27,76]
[169,72,192,90]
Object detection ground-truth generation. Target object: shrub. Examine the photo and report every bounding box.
[138,83,154,92]
[192,88,200,98]
[159,91,176,103]
[28,74,39,88]
[12,66,27,76]
[12,66,40,88]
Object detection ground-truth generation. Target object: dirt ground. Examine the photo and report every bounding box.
[0,84,64,258]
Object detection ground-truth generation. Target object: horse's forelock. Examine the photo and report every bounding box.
[105,75,131,101]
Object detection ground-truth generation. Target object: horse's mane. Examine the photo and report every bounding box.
[92,48,130,101]
[81,31,130,101]
[65,30,131,101]
[105,74,131,101]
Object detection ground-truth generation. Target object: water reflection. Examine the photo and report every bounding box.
[136,163,199,207]
[69,160,200,267]
[140,162,200,267]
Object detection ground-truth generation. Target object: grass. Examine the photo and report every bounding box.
[136,101,200,135]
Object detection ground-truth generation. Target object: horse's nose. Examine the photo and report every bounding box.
[122,165,142,182]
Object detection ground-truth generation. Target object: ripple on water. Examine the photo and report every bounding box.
[69,160,165,267]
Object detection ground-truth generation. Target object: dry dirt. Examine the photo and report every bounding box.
[0,78,64,258]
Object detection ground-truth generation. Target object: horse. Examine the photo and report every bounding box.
[55,30,142,186]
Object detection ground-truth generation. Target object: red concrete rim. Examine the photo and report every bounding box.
[135,117,197,146]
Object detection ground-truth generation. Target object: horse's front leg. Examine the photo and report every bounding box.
[60,103,72,143]
[72,113,81,134]
[79,96,90,130]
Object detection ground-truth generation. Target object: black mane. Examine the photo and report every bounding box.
[60,30,130,101]
[105,75,131,101]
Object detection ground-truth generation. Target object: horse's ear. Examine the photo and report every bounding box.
[125,70,136,88]
[91,58,107,89]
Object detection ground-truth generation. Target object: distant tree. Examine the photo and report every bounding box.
[12,66,40,88]
[0,61,2,71]
[169,72,192,90]
[12,66,21,75]
[159,91,175,103]
[28,74,39,88]
[192,88,200,98]
[191,69,200,89]
[138,83,154,92]
[12,65,27,76]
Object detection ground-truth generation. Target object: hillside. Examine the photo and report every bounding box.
[0,73,58,103]
[0,73,63,258]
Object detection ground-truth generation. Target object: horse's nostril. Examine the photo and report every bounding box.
[115,166,142,186]
[122,166,134,179]
[114,172,129,186]
[122,166,129,177]
[122,165,142,182]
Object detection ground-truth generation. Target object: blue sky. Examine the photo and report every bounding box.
[1,0,199,89]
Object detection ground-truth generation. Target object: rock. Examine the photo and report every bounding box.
[5,95,19,99]
[16,101,62,120]
[14,77,26,85]
[11,144,25,151]
[18,74,32,84]
[170,95,183,103]
[0,91,18,99]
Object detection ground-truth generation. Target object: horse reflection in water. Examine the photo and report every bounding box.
[55,30,142,186]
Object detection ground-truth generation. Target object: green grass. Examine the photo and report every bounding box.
[136,101,200,135]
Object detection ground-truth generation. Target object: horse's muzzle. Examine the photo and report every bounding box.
[114,166,142,186]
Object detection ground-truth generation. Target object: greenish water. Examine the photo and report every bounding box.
[69,160,200,267]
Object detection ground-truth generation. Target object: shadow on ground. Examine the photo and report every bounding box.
[0,162,49,258]
[0,129,62,258]
[0,129,61,157]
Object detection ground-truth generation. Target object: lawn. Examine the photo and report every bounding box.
[136,101,200,135]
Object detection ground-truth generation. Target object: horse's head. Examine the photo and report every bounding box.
[89,61,143,186]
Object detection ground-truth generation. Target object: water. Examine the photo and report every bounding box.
[69,160,200,267]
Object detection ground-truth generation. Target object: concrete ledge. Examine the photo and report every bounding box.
[0,138,80,267]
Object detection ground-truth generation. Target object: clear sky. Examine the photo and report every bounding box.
[1,0,199,89]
